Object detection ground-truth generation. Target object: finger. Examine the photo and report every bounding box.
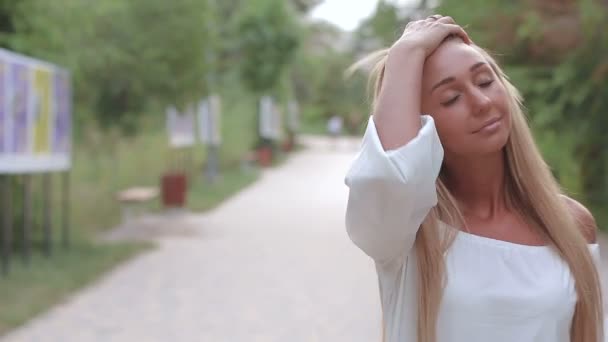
[426,14,442,21]
[436,16,455,25]
[442,23,472,44]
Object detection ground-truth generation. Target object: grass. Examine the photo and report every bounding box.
[0,239,151,336]
[188,164,260,211]
[68,86,260,236]
[299,117,328,136]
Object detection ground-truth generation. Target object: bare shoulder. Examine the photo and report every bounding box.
[561,195,598,243]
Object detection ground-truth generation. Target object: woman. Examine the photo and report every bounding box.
[345,14,604,342]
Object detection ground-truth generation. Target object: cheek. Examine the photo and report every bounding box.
[492,86,513,134]
[431,109,470,147]
[429,83,513,156]
[491,83,511,114]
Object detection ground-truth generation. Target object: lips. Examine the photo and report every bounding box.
[473,117,501,133]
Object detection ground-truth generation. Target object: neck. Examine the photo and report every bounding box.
[443,150,508,220]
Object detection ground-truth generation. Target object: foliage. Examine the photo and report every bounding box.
[439,0,608,220]
[234,0,302,148]
[294,16,371,134]
[3,0,212,134]
[355,0,406,49]
[0,0,17,41]
[290,0,323,13]
[236,0,301,95]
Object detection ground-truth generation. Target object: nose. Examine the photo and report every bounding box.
[469,88,492,116]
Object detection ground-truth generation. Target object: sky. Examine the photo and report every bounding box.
[309,0,418,31]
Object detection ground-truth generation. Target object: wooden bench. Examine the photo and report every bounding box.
[116,187,159,223]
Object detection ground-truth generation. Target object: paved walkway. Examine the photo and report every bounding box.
[3,136,608,342]
[2,137,381,342]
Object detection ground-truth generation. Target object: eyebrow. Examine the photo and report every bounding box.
[430,62,488,93]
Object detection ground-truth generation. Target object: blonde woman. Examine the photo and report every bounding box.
[345,14,604,342]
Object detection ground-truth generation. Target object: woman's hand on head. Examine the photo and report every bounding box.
[391,15,471,57]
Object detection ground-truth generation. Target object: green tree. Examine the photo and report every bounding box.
[354,0,408,51]
[290,0,323,13]
[236,0,302,145]
[4,0,213,134]
[237,0,301,95]
[290,17,369,134]
[0,0,18,46]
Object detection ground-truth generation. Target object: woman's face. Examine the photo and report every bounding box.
[421,40,511,158]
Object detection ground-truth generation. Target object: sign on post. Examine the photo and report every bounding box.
[198,94,222,182]
[259,96,283,141]
[0,49,72,174]
[166,105,196,148]
[259,96,274,140]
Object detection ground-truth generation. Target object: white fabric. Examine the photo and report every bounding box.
[345,115,603,342]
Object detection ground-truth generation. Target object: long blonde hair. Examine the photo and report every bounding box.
[352,42,604,342]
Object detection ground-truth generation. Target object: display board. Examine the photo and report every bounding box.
[166,105,196,148]
[0,48,72,174]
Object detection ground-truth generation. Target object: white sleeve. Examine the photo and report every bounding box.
[344,115,444,262]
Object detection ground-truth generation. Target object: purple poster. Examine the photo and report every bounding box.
[10,61,29,154]
[53,71,71,154]
[0,59,5,153]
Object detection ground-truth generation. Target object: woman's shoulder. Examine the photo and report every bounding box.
[560,195,598,243]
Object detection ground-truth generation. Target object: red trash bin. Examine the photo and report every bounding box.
[257,146,273,167]
[161,172,188,207]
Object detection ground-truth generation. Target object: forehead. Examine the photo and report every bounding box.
[423,41,487,83]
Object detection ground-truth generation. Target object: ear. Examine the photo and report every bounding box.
[561,195,598,244]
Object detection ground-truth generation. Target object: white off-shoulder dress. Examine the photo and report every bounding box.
[344,115,603,342]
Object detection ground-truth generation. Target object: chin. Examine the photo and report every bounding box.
[465,126,510,156]
[478,127,510,154]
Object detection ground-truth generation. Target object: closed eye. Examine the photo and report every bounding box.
[441,95,460,107]
[479,80,494,88]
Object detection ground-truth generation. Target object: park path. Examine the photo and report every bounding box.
[2,137,382,342]
[3,135,608,342]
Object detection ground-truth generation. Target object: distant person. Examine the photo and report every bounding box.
[345,15,603,342]
[327,115,343,148]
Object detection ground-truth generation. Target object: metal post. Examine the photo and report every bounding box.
[42,173,52,256]
[2,176,13,276]
[62,171,70,249]
[23,174,31,265]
